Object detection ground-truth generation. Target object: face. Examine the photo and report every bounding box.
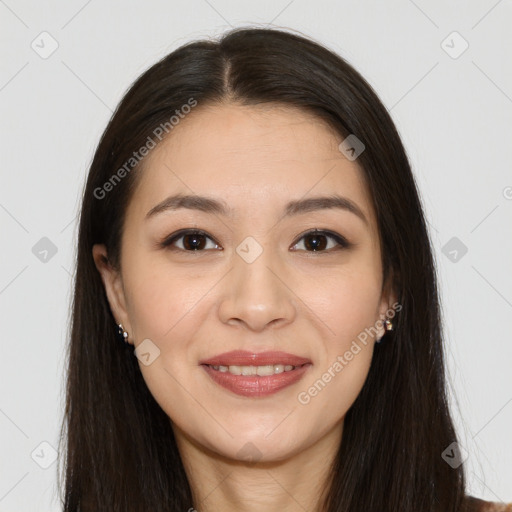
[93,102,396,463]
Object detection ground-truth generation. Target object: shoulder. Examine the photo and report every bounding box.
[464,496,512,512]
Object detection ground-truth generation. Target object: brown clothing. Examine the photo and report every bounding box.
[466,496,512,512]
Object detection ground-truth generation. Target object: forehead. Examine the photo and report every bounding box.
[127,102,377,233]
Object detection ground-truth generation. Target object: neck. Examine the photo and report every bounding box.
[173,422,343,512]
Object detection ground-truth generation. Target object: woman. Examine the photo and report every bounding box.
[58,27,511,511]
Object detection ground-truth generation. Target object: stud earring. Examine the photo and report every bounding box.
[376,317,395,343]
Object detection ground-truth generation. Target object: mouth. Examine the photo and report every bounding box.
[199,350,312,398]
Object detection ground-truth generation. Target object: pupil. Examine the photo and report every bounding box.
[305,234,326,251]
[184,234,205,250]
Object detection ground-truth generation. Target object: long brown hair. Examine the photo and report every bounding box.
[58,26,469,511]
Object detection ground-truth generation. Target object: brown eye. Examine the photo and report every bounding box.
[291,230,349,252]
[161,230,221,251]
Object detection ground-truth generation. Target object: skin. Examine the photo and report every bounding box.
[93,102,396,512]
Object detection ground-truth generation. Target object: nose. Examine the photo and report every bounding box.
[217,243,297,332]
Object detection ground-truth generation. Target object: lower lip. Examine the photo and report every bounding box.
[202,364,312,398]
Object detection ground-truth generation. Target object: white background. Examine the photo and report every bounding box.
[1,1,511,510]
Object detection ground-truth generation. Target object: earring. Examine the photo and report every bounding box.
[377,317,394,343]
[117,323,129,343]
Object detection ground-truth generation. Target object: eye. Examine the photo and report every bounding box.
[160,228,350,253]
[290,229,349,253]
[160,229,221,252]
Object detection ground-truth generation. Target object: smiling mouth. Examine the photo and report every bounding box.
[199,350,312,397]
[204,363,309,376]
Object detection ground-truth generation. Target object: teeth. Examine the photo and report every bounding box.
[209,364,299,375]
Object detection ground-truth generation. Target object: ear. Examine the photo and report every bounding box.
[92,244,133,344]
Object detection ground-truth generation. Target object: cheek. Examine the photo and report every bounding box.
[295,283,377,429]
[294,263,382,348]
[122,256,216,341]
[291,264,381,404]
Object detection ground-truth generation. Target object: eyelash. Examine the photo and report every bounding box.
[159,228,351,254]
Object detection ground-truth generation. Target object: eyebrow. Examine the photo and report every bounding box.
[145,193,368,225]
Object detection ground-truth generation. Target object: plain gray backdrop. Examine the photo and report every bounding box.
[1,1,511,510]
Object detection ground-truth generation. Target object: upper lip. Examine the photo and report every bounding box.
[200,350,311,367]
